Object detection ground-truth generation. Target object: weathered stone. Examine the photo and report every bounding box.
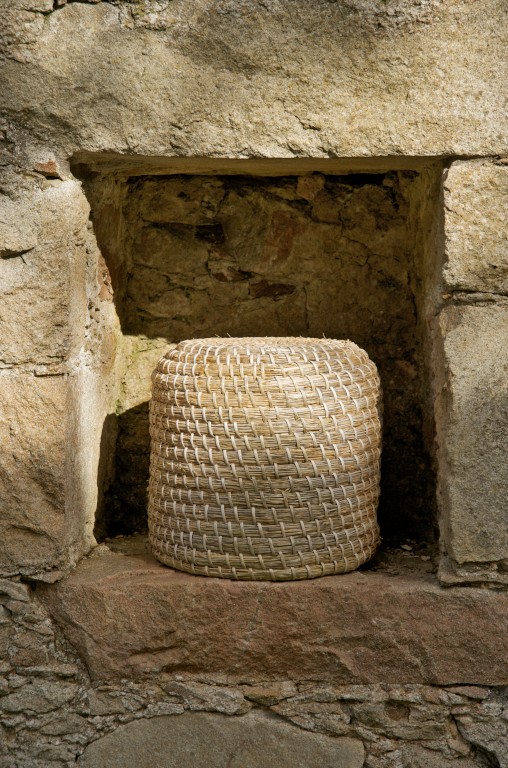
[0,660,11,675]
[273,699,351,736]
[118,337,170,415]
[7,674,28,690]
[9,1,54,11]
[143,700,185,718]
[438,556,508,587]
[444,161,508,294]
[0,372,96,575]
[455,702,508,768]
[2,2,507,159]
[22,662,79,678]
[162,681,250,715]
[243,682,297,707]
[0,580,30,603]
[9,628,49,668]
[0,374,69,572]
[32,159,64,180]
[84,689,131,717]
[40,546,508,685]
[136,176,225,226]
[350,700,447,740]
[434,305,508,567]
[0,180,90,367]
[305,685,388,704]
[445,686,490,701]
[0,680,78,714]
[399,744,477,768]
[40,712,92,737]
[0,7,45,64]
[5,601,35,620]
[0,196,37,259]
[36,744,77,762]
[0,625,12,660]
[78,711,364,768]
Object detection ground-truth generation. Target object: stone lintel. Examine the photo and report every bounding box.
[40,546,508,686]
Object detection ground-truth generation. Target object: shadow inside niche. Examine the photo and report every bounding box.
[95,404,150,541]
[84,169,439,545]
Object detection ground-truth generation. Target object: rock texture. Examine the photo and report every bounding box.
[0,577,86,766]
[0,372,96,575]
[1,577,507,767]
[444,160,508,295]
[0,179,89,369]
[0,374,66,572]
[434,158,508,582]
[0,165,122,576]
[77,711,365,768]
[1,1,507,160]
[40,544,508,685]
[1,0,508,763]
[434,305,508,573]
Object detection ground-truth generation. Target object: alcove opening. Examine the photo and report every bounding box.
[74,156,442,553]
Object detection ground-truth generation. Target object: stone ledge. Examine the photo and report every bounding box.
[39,542,508,686]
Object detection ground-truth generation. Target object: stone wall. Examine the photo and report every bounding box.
[1,0,507,765]
[1,0,506,583]
[435,160,508,585]
[1,578,507,768]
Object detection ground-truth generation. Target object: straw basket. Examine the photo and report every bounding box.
[148,337,381,581]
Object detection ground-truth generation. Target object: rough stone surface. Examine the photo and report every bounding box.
[40,544,508,685]
[438,555,508,588]
[0,576,87,767]
[87,170,435,542]
[0,179,90,369]
[1,0,508,762]
[455,699,508,768]
[1,578,507,767]
[397,744,480,768]
[77,711,365,768]
[0,165,122,576]
[1,1,507,160]
[434,305,508,568]
[443,160,508,295]
[0,372,96,575]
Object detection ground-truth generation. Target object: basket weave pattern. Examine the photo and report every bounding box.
[148,337,381,581]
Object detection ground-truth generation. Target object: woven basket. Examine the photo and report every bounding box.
[148,337,381,581]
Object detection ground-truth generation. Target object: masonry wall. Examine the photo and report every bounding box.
[1,570,508,767]
[1,0,507,765]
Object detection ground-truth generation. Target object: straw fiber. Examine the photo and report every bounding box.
[148,337,381,580]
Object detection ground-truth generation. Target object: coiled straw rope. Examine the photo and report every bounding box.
[148,337,381,581]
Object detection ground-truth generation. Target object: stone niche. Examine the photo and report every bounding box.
[75,156,441,550]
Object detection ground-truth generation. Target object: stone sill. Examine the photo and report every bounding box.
[39,536,508,687]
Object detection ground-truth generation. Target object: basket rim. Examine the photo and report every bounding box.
[163,336,365,354]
